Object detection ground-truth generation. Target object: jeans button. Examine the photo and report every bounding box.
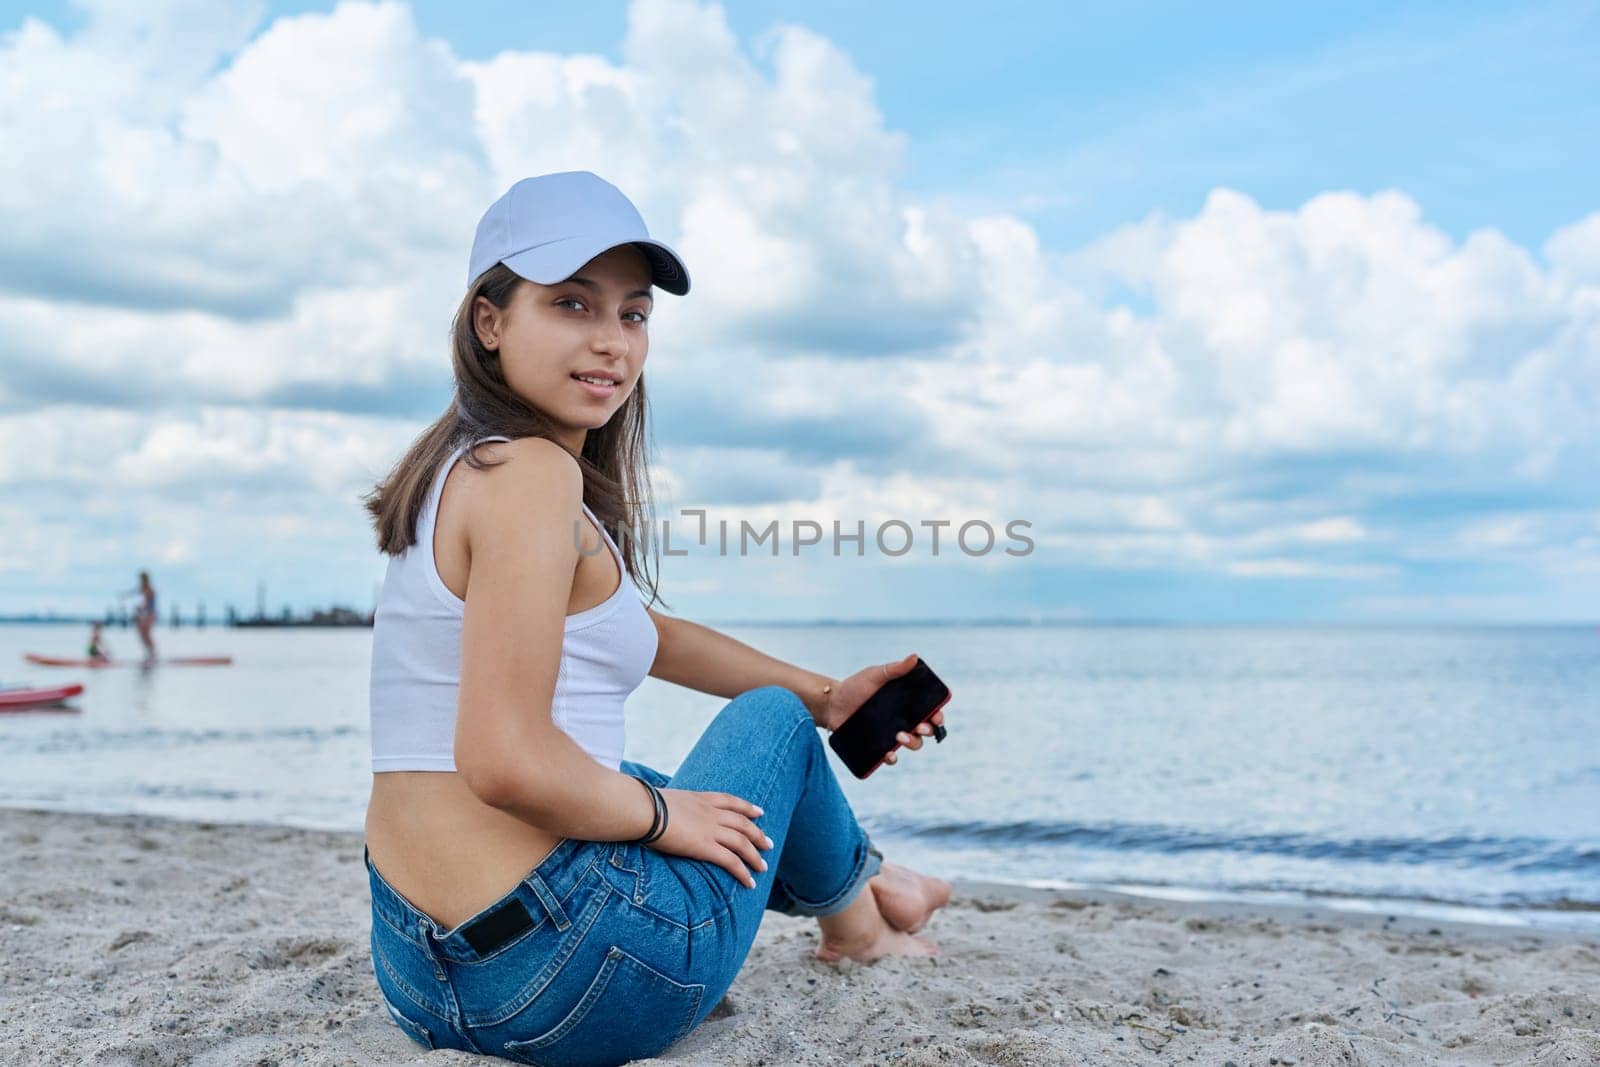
[634,893,644,904]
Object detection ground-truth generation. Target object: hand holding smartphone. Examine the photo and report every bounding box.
[827,656,951,779]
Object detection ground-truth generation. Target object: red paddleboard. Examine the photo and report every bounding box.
[0,683,84,711]
[24,653,234,668]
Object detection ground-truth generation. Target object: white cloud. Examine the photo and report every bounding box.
[1283,517,1367,544]
[1545,214,1600,284]
[0,0,1595,615]
[1225,559,1397,579]
[0,403,416,496]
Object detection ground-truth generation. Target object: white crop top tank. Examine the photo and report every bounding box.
[369,435,659,773]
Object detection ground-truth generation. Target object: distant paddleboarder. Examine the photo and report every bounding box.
[122,570,157,664]
[86,621,109,662]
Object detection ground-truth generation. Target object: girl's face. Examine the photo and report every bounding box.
[473,245,654,451]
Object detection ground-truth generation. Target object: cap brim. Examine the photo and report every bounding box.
[500,234,690,296]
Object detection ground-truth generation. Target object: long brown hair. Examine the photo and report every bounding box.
[362,262,666,610]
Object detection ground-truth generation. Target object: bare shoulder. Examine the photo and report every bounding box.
[471,436,581,480]
[456,437,584,541]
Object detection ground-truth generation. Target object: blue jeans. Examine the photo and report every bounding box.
[366,685,885,1066]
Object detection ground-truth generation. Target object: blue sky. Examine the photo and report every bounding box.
[0,0,1596,622]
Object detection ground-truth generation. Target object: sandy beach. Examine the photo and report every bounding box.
[2,806,1596,1066]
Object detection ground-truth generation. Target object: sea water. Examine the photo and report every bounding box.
[3,621,1596,929]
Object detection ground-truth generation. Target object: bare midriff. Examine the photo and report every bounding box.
[363,443,628,931]
[364,775,565,930]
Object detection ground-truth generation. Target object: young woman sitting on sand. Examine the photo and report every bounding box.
[360,171,951,1065]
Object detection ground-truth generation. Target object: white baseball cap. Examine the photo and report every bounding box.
[467,171,690,295]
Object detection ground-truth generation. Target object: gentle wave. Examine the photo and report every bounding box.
[984,874,1600,929]
[18,724,361,754]
[866,815,1600,876]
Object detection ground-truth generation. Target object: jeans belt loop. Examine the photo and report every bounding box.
[525,870,571,932]
[417,918,448,982]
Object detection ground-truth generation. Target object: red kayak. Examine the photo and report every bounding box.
[0,683,84,711]
[24,653,234,668]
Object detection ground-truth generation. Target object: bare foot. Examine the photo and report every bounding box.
[815,920,939,964]
[868,860,951,935]
[814,879,939,964]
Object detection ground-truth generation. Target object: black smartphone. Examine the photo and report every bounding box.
[827,657,951,779]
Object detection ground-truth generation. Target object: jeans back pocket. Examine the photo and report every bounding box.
[501,944,703,1067]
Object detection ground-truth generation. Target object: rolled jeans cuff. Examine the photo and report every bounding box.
[768,836,884,918]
